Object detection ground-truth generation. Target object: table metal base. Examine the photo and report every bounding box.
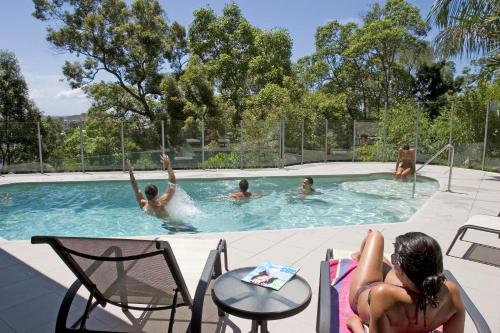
[250,320,269,333]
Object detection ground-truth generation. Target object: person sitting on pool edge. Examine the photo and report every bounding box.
[229,179,253,199]
[127,154,176,218]
[300,177,315,194]
[394,143,415,181]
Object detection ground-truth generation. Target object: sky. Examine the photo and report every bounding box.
[0,0,468,117]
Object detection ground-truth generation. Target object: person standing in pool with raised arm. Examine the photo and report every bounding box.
[127,154,176,218]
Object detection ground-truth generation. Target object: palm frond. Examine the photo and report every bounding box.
[433,23,496,58]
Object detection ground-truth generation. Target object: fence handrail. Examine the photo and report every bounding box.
[416,143,453,172]
[413,144,454,197]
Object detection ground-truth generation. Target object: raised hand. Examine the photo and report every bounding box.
[127,159,133,172]
[160,154,170,168]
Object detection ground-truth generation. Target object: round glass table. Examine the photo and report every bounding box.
[211,267,312,333]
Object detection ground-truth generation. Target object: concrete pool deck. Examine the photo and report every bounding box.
[0,162,499,332]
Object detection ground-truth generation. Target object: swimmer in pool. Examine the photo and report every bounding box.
[229,179,253,199]
[300,177,316,194]
[127,154,176,218]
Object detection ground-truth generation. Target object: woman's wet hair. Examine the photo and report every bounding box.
[145,184,158,200]
[394,232,446,308]
[403,143,410,150]
[305,177,314,185]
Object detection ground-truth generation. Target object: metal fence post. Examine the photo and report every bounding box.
[352,120,356,162]
[282,119,286,168]
[37,122,43,173]
[481,101,490,170]
[80,122,85,173]
[121,121,125,172]
[301,119,304,165]
[325,120,328,163]
[448,102,454,166]
[201,120,205,165]
[240,120,244,169]
[448,145,454,192]
[161,120,165,171]
[412,103,420,198]
[382,100,388,162]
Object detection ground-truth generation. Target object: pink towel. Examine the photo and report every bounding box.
[329,258,358,333]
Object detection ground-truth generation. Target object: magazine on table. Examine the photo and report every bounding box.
[241,262,299,290]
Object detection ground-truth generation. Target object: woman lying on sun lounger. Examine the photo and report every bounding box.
[347,230,465,333]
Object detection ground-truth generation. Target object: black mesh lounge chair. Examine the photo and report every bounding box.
[316,249,492,333]
[31,236,229,333]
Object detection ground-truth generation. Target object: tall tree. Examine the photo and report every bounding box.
[189,2,292,124]
[348,0,428,113]
[33,0,178,121]
[0,50,42,172]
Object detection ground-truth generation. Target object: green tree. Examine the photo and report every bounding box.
[348,0,428,113]
[33,0,179,121]
[0,50,42,172]
[189,2,293,124]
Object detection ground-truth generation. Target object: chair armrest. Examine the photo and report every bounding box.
[317,258,331,333]
[443,270,491,333]
[190,249,219,333]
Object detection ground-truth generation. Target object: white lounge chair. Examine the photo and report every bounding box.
[446,214,500,267]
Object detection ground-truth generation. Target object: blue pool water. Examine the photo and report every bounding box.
[0,174,438,240]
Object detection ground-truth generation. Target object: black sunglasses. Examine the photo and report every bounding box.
[391,253,400,265]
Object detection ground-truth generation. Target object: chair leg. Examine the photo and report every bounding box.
[56,280,82,333]
[167,289,179,333]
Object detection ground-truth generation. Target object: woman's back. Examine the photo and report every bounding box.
[347,230,465,333]
[371,280,464,333]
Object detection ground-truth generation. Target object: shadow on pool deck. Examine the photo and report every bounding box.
[0,248,240,332]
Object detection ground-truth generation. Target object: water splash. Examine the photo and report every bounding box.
[165,185,202,222]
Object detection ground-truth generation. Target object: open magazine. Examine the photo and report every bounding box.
[241,262,299,290]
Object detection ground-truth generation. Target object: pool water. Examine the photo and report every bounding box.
[0,174,438,240]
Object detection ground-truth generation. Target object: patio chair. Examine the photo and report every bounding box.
[446,214,500,267]
[31,236,229,333]
[317,249,491,333]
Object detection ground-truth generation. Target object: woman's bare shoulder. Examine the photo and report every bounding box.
[443,281,465,308]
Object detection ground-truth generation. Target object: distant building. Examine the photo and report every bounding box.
[48,113,88,122]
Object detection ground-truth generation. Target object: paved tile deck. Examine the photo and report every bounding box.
[0,162,499,332]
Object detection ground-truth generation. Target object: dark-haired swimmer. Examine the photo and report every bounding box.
[127,154,176,218]
[346,230,465,333]
[300,177,316,194]
[229,179,253,199]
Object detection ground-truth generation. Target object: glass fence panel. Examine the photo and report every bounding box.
[0,121,39,173]
[125,120,163,171]
[202,120,239,169]
[83,119,122,171]
[242,120,280,168]
[284,119,302,166]
[352,121,380,162]
[481,101,499,172]
[168,119,202,169]
[41,119,81,172]
[303,118,326,163]
[327,119,353,162]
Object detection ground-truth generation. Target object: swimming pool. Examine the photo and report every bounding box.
[0,174,438,240]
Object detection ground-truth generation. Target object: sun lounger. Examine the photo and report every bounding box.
[446,214,500,267]
[317,249,491,333]
[31,236,228,333]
